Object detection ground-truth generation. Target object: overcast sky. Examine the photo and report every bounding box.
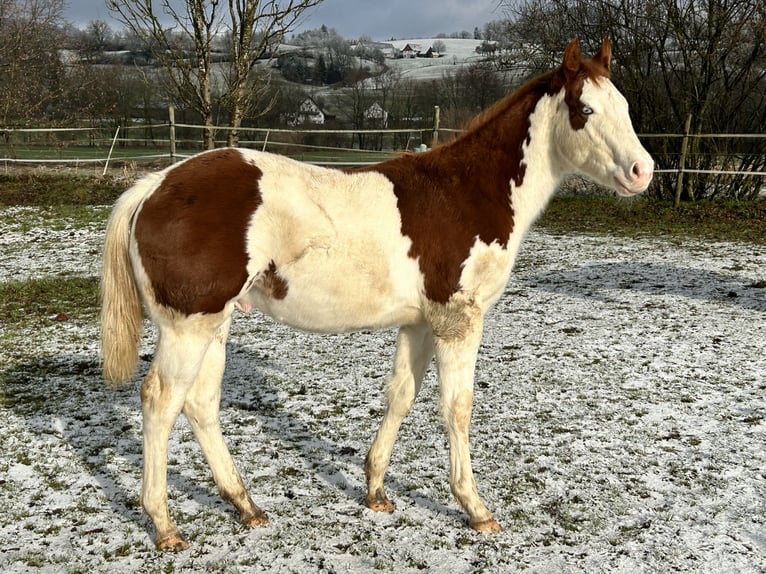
[63,0,506,40]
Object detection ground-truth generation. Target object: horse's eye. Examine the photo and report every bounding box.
[582,106,594,115]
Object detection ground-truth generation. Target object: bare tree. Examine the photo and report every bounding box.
[222,0,324,146]
[107,0,220,148]
[78,19,115,60]
[108,0,323,149]
[501,0,766,200]
[0,0,67,127]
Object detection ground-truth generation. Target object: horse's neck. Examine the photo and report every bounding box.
[466,90,563,267]
[451,89,562,238]
[510,92,563,234]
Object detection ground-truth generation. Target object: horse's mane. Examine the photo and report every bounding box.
[456,54,609,142]
[446,68,562,147]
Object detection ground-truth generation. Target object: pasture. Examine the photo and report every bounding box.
[0,182,765,572]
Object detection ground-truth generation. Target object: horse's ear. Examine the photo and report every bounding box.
[562,38,582,80]
[594,37,612,72]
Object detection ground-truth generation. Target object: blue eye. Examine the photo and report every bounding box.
[582,105,594,115]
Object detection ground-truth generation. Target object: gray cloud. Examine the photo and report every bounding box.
[64,0,503,39]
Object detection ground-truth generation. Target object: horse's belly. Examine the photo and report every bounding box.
[245,281,423,333]
[241,245,424,333]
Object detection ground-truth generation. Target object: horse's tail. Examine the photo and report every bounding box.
[100,175,157,386]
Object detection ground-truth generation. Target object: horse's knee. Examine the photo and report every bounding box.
[385,376,417,417]
[140,365,161,410]
[442,390,474,432]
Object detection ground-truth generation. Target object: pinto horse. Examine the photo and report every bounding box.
[101,38,653,550]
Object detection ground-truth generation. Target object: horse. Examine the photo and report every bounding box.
[100,38,653,551]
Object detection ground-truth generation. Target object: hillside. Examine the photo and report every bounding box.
[276,37,487,84]
[384,38,486,81]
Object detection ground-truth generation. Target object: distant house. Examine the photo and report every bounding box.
[364,102,388,127]
[418,47,435,59]
[286,98,327,126]
[401,43,422,58]
[399,43,440,59]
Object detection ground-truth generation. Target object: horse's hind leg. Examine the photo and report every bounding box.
[140,314,224,551]
[365,323,434,512]
[182,317,267,529]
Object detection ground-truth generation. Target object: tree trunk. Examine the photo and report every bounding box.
[226,83,246,147]
[203,121,216,150]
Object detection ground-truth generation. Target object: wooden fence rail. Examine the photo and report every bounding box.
[2,114,765,190]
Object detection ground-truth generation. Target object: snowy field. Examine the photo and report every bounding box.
[1,204,765,573]
[386,39,486,81]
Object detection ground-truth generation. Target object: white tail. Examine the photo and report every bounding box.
[100,178,153,385]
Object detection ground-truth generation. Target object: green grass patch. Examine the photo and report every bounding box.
[538,195,766,244]
[289,149,398,164]
[2,145,165,162]
[0,276,100,328]
[0,173,126,206]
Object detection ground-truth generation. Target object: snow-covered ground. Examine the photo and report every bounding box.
[1,205,765,573]
[385,39,486,81]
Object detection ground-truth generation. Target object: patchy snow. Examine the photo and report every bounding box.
[385,39,486,81]
[387,38,485,61]
[0,206,107,282]
[1,206,765,573]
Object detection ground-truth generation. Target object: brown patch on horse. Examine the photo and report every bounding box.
[134,149,263,315]
[561,37,611,130]
[255,261,289,300]
[361,71,563,304]
[361,40,611,305]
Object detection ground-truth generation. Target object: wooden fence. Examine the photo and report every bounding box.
[2,112,765,200]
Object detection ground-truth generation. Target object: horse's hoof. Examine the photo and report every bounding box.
[157,532,189,552]
[241,508,269,527]
[368,499,396,513]
[366,491,395,513]
[470,518,502,533]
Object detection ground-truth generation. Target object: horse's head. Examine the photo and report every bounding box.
[551,38,654,196]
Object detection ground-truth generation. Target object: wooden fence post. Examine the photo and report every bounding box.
[103,126,120,176]
[431,105,440,148]
[168,104,177,164]
[674,112,693,207]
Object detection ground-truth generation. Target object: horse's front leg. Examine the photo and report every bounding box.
[433,312,502,533]
[365,323,434,512]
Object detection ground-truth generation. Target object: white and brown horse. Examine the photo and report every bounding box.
[101,38,653,550]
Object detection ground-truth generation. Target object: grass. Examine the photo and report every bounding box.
[2,145,397,172]
[537,194,766,244]
[0,276,100,329]
[2,145,167,162]
[0,172,126,206]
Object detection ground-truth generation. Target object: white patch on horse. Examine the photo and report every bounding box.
[236,151,424,333]
[457,239,514,311]
[553,79,653,194]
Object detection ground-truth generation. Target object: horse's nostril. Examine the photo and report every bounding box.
[631,160,653,181]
